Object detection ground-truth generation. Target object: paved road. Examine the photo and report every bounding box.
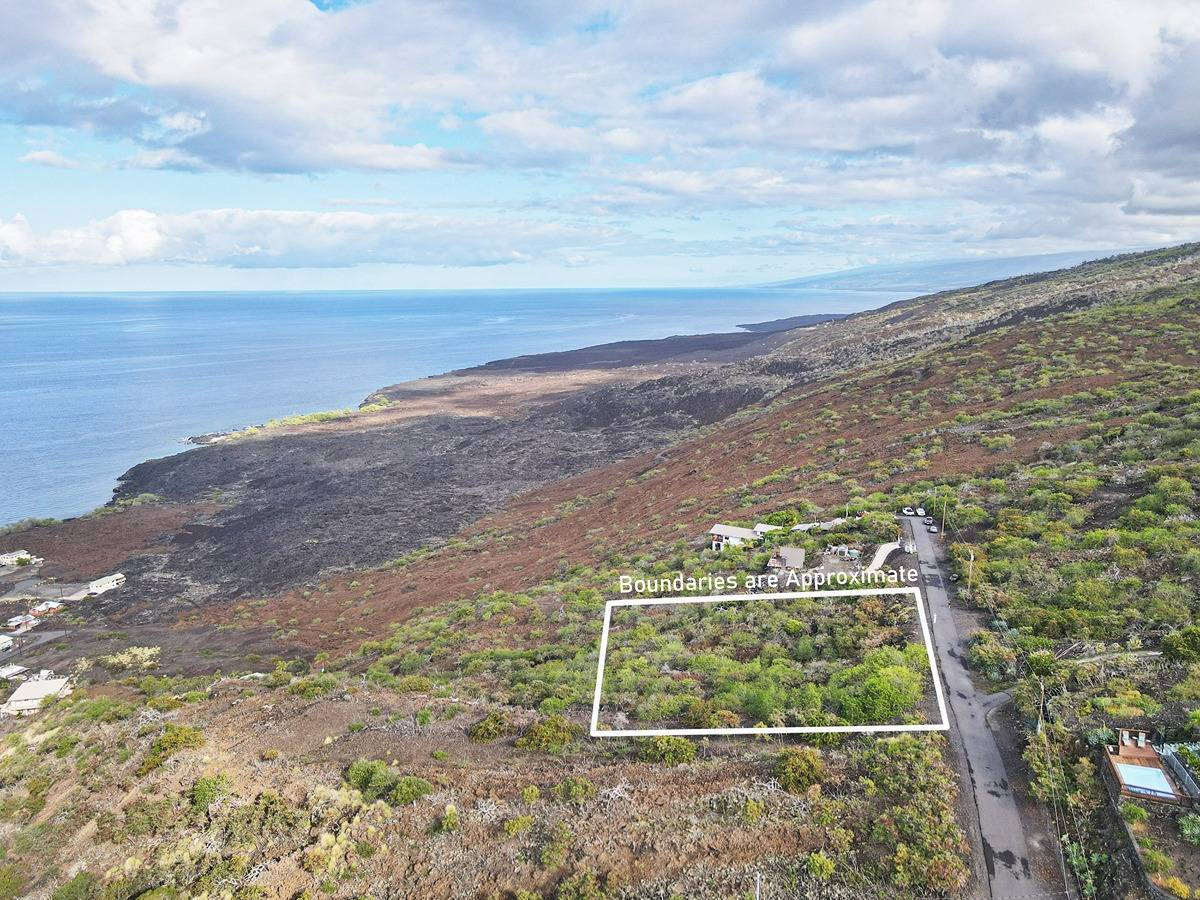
[907,519,1067,899]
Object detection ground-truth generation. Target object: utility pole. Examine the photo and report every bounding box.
[967,548,975,597]
[940,498,947,542]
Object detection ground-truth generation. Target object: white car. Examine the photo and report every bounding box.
[916,507,926,517]
[928,525,939,534]
[923,517,934,525]
[902,507,915,516]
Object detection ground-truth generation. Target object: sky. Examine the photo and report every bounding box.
[1,0,1198,291]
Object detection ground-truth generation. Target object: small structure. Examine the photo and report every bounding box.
[767,546,807,573]
[30,599,63,616]
[753,523,782,537]
[5,614,36,633]
[0,550,42,568]
[791,517,847,532]
[0,664,28,680]
[708,524,759,552]
[0,635,12,653]
[1,675,71,716]
[1105,729,1185,805]
[87,573,125,595]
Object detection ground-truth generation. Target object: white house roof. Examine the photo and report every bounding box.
[0,664,28,680]
[1,677,70,715]
[708,523,760,541]
[753,523,782,535]
[31,600,62,612]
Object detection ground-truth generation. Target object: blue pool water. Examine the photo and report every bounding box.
[0,287,907,523]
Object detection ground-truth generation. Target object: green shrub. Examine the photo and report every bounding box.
[469,710,512,743]
[1120,802,1148,824]
[190,774,232,813]
[555,869,608,899]
[638,736,696,766]
[1180,813,1200,845]
[438,803,459,832]
[139,724,204,775]
[553,777,596,806]
[1143,848,1173,875]
[516,716,578,754]
[288,673,339,698]
[521,785,541,804]
[51,873,97,900]
[540,821,573,868]
[391,776,433,806]
[777,747,825,794]
[805,850,835,882]
[0,864,24,900]
[504,814,535,837]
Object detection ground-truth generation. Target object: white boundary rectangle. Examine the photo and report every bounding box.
[590,587,949,737]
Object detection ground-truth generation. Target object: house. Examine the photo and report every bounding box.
[5,614,36,633]
[0,635,12,653]
[766,546,807,572]
[708,523,760,551]
[753,523,782,537]
[1104,729,1185,805]
[87,573,126,595]
[0,675,71,717]
[0,664,28,680]
[0,550,42,568]
[30,600,63,616]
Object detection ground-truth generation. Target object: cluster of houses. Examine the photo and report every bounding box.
[0,550,44,570]
[706,517,905,578]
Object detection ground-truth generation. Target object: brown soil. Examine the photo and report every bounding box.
[0,503,217,582]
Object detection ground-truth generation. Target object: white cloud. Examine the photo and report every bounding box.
[2,0,1200,274]
[0,208,618,269]
[17,149,80,168]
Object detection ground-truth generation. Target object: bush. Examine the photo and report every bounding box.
[139,724,204,775]
[469,710,512,743]
[805,850,835,882]
[190,774,231,812]
[553,777,596,806]
[439,803,459,832]
[504,815,535,837]
[1120,801,1148,824]
[555,869,608,900]
[51,873,97,900]
[1143,849,1173,875]
[638,735,696,766]
[777,747,825,794]
[345,758,432,806]
[288,673,339,698]
[516,716,578,754]
[521,785,541,804]
[0,865,24,900]
[1180,813,1200,845]
[392,776,434,806]
[1157,875,1192,899]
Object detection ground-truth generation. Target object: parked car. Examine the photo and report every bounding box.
[916,507,926,516]
[923,517,934,525]
[902,506,915,516]
[949,573,960,581]
[928,525,939,534]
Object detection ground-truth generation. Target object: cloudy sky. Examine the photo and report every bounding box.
[1,0,1198,290]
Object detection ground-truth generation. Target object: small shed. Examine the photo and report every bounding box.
[1105,729,1184,805]
[0,664,27,680]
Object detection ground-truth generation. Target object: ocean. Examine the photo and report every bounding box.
[0,287,909,524]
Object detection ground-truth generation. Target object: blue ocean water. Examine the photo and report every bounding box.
[0,287,908,524]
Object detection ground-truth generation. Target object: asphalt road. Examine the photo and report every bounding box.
[907,518,1067,899]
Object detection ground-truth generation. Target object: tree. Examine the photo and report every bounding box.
[1164,626,1200,663]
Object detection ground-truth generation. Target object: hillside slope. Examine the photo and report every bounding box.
[2,245,1198,899]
